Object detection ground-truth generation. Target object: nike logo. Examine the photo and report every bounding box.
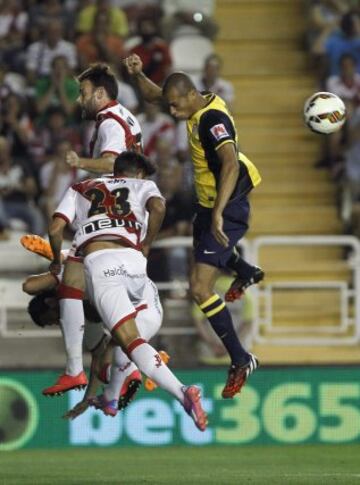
[204,250,216,254]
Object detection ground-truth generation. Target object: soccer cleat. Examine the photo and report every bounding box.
[20,234,54,261]
[183,385,208,432]
[225,266,265,302]
[144,350,170,391]
[89,394,118,417]
[42,371,88,396]
[118,370,142,410]
[222,353,259,399]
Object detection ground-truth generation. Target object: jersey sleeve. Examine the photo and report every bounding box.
[97,118,127,156]
[53,187,77,224]
[198,109,236,152]
[139,180,165,208]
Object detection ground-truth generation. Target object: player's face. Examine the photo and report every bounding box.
[166,87,196,120]
[78,80,100,120]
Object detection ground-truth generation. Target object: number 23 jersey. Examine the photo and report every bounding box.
[54,176,164,252]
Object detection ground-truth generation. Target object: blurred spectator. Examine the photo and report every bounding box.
[0,0,28,70]
[192,274,253,365]
[147,161,193,284]
[40,139,86,222]
[115,71,139,112]
[30,107,82,166]
[312,10,360,77]
[0,93,34,162]
[25,19,77,85]
[137,103,176,161]
[35,56,79,121]
[307,0,350,48]
[193,53,234,109]
[0,137,44,234]
[76,0,129,37]
[76,9,125,69]
[130,15,172,84]
[27,0,72,40]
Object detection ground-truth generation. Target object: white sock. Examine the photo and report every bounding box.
[104,347,138,401]
[59,299,84,376]
[129,340,184,404]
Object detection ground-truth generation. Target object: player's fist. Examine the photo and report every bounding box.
[66,150,80,168]
[124,54,143,75]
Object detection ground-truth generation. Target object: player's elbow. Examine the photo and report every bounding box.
[147,197,166,216]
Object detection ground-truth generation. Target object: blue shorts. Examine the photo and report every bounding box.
[193,198,250,269]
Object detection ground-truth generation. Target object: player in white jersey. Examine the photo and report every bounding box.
[48,151,208,431]
[23,245,163,417]
[43,64,144,396]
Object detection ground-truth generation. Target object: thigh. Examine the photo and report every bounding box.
[63,259,85,290]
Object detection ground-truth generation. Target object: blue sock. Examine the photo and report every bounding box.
[199,294,248,365]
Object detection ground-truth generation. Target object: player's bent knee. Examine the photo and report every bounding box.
[112,317,139,348]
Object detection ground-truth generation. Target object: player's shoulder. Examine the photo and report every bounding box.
[72,177,103,193]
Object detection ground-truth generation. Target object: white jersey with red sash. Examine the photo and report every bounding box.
[54,176,163,253]
[90,101,142,158]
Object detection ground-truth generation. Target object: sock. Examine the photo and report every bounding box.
[226,248,255,279]
[127,338,184,404]
[104,347,138,401]
[199,294,248,366]
[59,298,85,376]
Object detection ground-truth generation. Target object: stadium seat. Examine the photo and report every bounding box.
[170,35,213,74]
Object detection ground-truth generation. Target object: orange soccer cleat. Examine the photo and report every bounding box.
[20,234,54,261]
[118,370,142,410]
[42,371,88,397]
[221,353,259,399]
[144,350,170,391]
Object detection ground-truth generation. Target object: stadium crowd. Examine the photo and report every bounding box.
[307,0,360,237]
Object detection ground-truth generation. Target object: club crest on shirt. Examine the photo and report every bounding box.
[210,123,229,141]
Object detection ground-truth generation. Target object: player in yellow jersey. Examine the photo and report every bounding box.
[125,54,264,399]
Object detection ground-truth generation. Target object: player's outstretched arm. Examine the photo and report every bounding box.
[66,150,116,174]
[22,273,58,295]
[142,196,166,257]
[124,54,163,103]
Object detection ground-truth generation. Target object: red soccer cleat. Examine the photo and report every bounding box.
[42,371,88,396]
[118,370,142,410]
[221,353,259,399]
[225,267,265,303]
[183,385,208,432]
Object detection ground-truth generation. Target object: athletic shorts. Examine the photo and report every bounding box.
[83,248,147,333]
[193,197,250,269]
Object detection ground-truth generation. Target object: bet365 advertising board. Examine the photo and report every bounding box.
[0,367,359,450]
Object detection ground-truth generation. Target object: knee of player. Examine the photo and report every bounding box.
[190,281,211,305]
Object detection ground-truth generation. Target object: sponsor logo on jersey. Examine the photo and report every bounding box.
[210,123,229,141]
[83,217,142,235]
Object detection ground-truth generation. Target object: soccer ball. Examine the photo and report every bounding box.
[304,91,346,134]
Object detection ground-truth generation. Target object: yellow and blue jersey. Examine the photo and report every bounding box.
[186,93,261,208]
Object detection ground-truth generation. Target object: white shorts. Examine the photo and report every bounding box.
[84,248,147,333]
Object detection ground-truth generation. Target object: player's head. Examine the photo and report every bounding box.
[162,72,199,120]
[28,290,59,328]
[77,63,118,120]
[113,151,156,178]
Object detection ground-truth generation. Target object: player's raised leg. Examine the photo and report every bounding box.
[191,261,258,398]
[42,259,87,396]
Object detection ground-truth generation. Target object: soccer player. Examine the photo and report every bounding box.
[124,54,263,398]
[24,263,164,418]
[43,63,143,396]
[47,151,208,431]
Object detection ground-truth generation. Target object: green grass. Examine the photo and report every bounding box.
[0,445,360,485]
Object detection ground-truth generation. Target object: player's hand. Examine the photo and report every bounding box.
[49,261,61,275]
[123,54,143,76]
[62,399,90,420]
[211,213,229,247]
[66,150,80,168]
